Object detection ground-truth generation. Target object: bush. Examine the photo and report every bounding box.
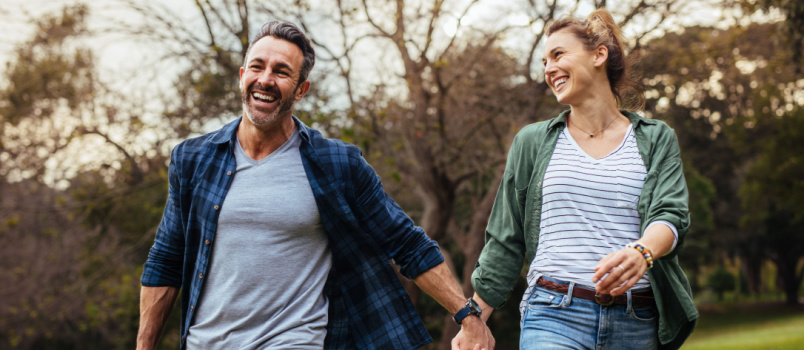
[708,266,737,301]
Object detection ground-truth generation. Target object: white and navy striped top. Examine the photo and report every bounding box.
[527,124,652,289]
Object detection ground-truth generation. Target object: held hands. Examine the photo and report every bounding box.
[451,316,495,350]
[592,246,649,296]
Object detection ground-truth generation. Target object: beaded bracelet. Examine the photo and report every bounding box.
[626,242,654,269]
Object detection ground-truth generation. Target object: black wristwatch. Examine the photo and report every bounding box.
[453,298,482,325]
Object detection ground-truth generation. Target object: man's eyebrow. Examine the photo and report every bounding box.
[247,57,265,65]
[246,57,295,72]
[273,61,294,72]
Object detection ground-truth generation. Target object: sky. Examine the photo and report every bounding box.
[0,0,784,188]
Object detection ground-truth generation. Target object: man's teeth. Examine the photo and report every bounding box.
[253,92,277,102]
[555,78,568,88]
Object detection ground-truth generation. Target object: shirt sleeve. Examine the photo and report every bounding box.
[141,145,186,287]
[645,125,690,259]
[471,132,531,309]
[644,220,679,250]
[350,151,443,280]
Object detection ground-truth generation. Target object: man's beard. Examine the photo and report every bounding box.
[242,82,296,127]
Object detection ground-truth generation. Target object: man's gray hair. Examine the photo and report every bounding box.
[244,21,316,83]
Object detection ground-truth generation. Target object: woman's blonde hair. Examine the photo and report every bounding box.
[547,9,644,111]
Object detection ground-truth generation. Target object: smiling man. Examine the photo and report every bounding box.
[136,21,493,350]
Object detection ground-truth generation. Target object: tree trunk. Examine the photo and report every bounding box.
[437,168,504,350]
[774,255,802,305]
[740,255,763,295]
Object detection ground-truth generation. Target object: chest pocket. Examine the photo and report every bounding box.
[616,164,646,210]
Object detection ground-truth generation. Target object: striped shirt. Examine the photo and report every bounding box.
[527,124,651,289]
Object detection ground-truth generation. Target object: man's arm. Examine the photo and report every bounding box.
[414,262,495,350]
[137,286,179,350]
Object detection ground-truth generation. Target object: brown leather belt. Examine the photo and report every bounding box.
[536,277,655,307]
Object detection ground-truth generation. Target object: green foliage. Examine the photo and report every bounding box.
[641,21,802,302]
[0,4,92,126]
[738,107,804,304]
[679,162,716,292]
[708,267,737,301]
[742,0,804,75]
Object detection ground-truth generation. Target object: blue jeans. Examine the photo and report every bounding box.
[520,277,659,350]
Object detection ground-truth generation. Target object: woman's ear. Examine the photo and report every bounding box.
[593,45,609,68]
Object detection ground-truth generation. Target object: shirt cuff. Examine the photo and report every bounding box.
[645,220,679,251]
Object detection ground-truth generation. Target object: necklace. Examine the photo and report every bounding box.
[568,114,620,138]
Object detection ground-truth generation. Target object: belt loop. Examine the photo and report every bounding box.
[626,290,633,313]
[564,282,574,306]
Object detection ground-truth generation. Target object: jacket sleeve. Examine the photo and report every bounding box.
[646,125,690,260]
[349,150,443,280]
[141,145,186,287]
[472,131,531,308]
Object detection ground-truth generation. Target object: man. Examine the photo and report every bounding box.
[137,21,493,350]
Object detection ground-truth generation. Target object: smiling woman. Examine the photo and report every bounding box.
[463,8,698,350]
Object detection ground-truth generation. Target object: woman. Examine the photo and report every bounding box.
[454,9,697,350]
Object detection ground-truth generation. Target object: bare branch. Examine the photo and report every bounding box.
[436,0,481,62]
[361,0,394,37]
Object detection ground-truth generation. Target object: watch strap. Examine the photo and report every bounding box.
[452,298,481,325]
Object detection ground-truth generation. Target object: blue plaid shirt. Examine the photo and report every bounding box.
[141,116,444,349]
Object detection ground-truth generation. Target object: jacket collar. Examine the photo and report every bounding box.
[547,109,657,130]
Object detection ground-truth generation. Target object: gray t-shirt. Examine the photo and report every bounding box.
[186,129,332,349]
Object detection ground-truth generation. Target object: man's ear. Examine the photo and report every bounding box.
[295,80,311,101]
[593,45,609,68]
[239,67,245,89]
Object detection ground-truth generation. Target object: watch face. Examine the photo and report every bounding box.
[467,299,481,315]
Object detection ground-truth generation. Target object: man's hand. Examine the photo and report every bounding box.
[451,315,495,350]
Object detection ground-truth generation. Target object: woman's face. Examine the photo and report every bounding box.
[542,29,602,106]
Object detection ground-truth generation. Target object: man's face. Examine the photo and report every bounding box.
[239,36,309,127]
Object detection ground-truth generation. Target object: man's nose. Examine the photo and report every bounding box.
[256,70,277,86]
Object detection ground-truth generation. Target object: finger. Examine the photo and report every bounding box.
[610,261,646,295]
[474,344,481,350]
[595,266,621,291]
[451,332,462,350]
[598,263,633,294]
[610,273,639,296]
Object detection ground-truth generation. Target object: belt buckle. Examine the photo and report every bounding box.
[594,292,615,306]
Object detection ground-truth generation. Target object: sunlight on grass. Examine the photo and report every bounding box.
[682,311,804,350]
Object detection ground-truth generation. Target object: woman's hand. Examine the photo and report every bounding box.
[592,246,648,296]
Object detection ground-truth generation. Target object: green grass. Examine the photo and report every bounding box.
[682,302,804,350]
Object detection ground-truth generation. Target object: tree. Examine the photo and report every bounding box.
[739,106,804,305]
[0,4,178,348]
[708,266,736,302]
[640,21,803,301]
[742,0,804,75]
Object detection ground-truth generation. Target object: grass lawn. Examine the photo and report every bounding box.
[682,302,804,350]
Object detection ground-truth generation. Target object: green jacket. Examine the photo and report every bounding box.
[472,110,698,349]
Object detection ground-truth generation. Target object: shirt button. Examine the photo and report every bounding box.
[205,239,210,245]
[227,171,232,176]
[199,273,204,279]
[190,305,194,310]
[214,205,220,210]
